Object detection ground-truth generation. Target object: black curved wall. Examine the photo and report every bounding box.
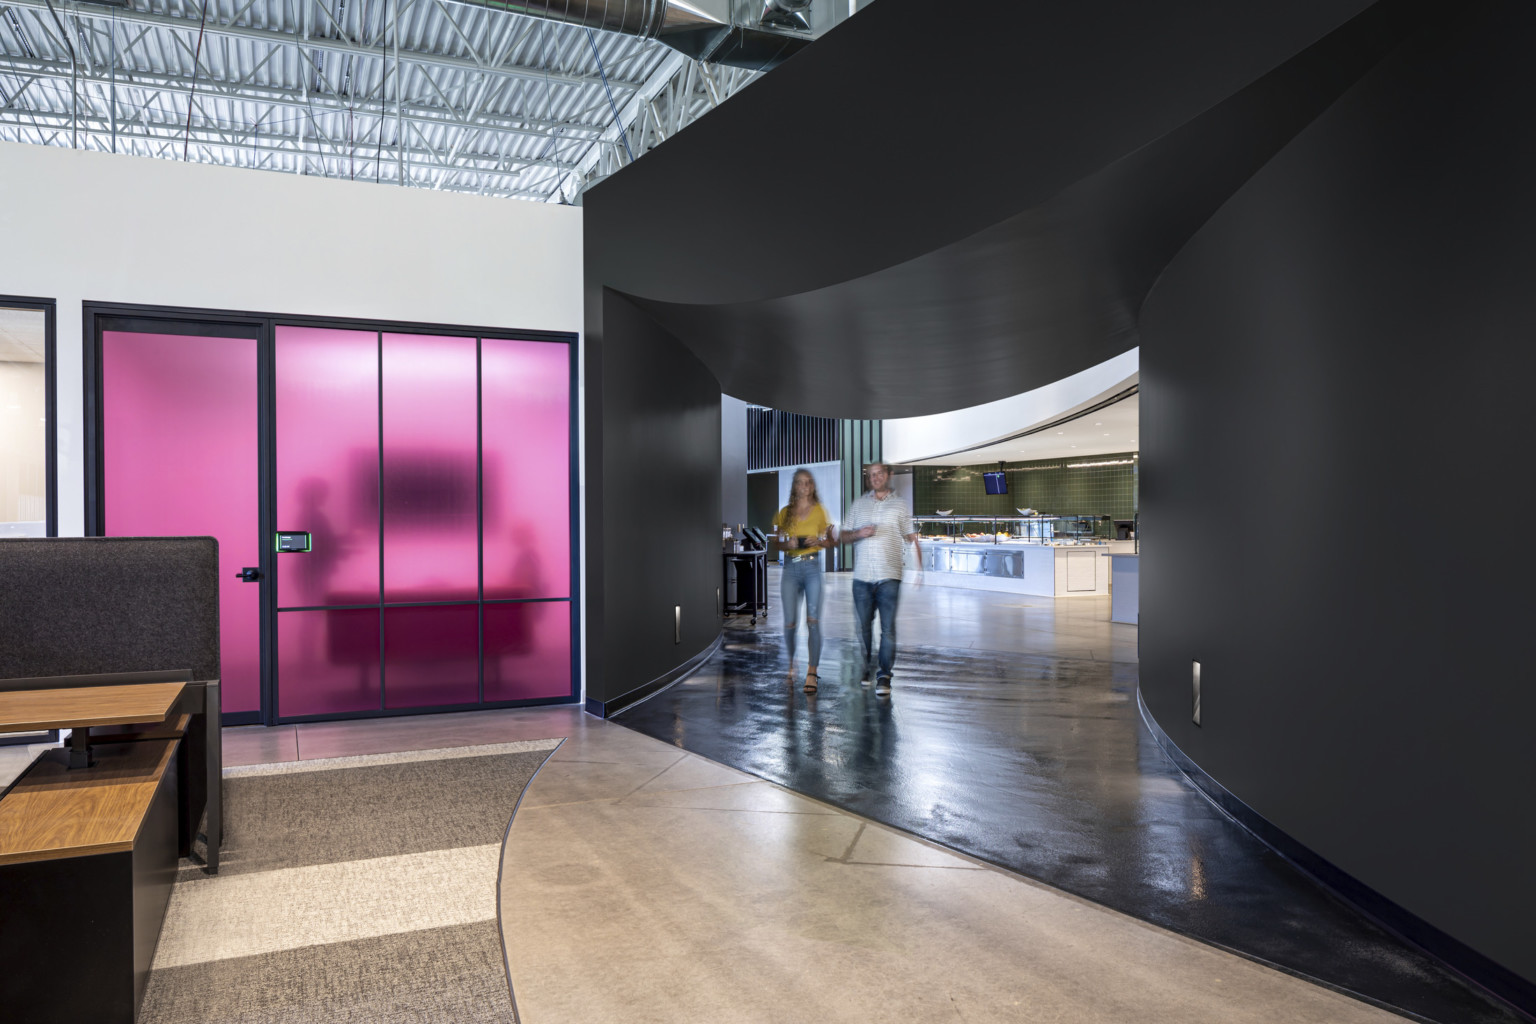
[583,0,1533,998]
[584,288,723,712]
[579,0,1401,700]
[1140,0,1535,991]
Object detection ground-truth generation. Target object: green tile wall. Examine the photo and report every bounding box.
[911,453,1138,520]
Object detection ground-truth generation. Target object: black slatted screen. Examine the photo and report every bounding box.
[746,408,839,471]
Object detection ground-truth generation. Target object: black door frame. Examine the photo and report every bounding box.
[84,301,582,727]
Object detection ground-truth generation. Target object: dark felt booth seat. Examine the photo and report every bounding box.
[0,536,226,1022]
[0,536,224,865]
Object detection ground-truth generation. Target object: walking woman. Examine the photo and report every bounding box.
[773,468,833,693]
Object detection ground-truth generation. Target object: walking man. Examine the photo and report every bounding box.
[838,462,922,697]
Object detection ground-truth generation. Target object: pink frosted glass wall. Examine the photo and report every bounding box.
[278,608,381,716]
[102,331,261,715]
[481,339,570,600]
[103,324,572,721]
[274,327,381,610]
[384,604,480,708]
[381,333,479,604]
[485,600,571,701]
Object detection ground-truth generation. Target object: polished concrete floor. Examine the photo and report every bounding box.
[614,567,1520,1024]
[765,569,1141,664]
[0,571,1515,1022]
[231,707,1413,1023]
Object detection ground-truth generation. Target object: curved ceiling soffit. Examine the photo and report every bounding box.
[628,207,1130,420]
[585,0,1383,307]
[627,0,1439,420]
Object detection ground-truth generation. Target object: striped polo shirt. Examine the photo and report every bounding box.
[841,490,916,582]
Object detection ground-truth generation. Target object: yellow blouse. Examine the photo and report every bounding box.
[774,502,830,560]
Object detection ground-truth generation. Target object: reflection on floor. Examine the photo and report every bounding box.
[4,564,1513,1022]
[765,568,1141,664]
[499,713,1405,1024]
[613,568,1519,1024]
[213,702,1410,1023]
[236,705,1418,1023]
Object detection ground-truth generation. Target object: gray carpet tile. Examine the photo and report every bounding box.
[146,745,550,1022]
[140,921,517,1024]
[199,749,551,878]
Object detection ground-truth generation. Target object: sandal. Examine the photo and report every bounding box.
[803,669,818,694]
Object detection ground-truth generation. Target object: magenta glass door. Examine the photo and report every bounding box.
[102,330,262,715]
[274,326,382,717]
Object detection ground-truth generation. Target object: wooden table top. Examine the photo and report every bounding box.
[0,740,179,864]
[0,682,185,733]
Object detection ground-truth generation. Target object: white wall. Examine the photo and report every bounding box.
[0,141,583,537]
[883,349,1139,464]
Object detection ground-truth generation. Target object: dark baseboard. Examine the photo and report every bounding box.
[1137,689,1536,1024]
[219,710,262,727]
[585,633,724,719]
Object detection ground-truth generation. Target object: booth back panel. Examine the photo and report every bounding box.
[0,536,220,681]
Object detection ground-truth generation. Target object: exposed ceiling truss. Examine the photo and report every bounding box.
[0,0,762,201]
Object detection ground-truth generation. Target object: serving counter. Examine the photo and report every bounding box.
[913,515,1126,598]
[919,540,1117,597]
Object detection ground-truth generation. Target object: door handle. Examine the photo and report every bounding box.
[235,567,261,582]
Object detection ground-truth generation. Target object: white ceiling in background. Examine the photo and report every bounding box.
[903,392,1138,467]
[0,305,46,362]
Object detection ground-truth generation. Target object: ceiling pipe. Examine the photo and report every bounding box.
[459,0,827,70]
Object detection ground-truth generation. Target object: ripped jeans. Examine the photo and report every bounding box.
[781,557,824,668]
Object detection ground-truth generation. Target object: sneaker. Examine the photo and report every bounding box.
[875,676,891,697]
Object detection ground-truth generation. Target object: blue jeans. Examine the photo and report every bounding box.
[852,578,901,680]
[781,558,824,668]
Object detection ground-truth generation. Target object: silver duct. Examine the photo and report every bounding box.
[479,1,728,39]
[473,0,825,69]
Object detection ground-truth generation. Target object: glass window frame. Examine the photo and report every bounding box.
[0,295,56,538]
[0,295,56,747]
